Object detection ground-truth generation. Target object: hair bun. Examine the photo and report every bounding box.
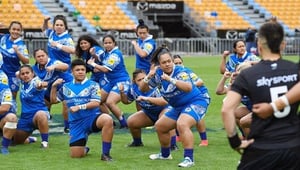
[138,19,145,26]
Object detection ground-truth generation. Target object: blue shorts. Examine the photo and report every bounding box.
[143,107,167,122]
[8,76,20,93]
[17,111,50,133]
[69,114,101,144]
[165,100,208,122]
[102,80,130,94]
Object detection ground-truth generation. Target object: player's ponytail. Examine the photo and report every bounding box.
[136,19,149,31]
[151,44,171,65]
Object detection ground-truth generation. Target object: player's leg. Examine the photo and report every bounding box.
[94,113,114,161]
[105,92,127,128]
[127,110,153,147]
[197,119,208,146]
[0,113,17,154]
[149,115,176,160]
[70,139,88,158]
[33,111,49,148]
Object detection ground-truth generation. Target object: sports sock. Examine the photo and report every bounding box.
[2,136,11,148]
[199,132,207,140]
[102,141,111,155]
[184,148,194,161]
[41,133,48,142]
[64,120,69,129]
[133,138,142,144]
[170,135,176,147]
[161,147,170,158]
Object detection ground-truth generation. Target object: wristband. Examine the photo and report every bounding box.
[170,78,177,85]
[90,63,97,67]
[56,44,63,49]
[270,102,278,112]
[228,133,241,149]
[143,76,150,83]
[78,104,87,110]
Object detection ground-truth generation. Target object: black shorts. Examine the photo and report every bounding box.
[238,146,300,170]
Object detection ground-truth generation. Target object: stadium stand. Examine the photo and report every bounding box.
[184,0,251,30]
[0,0,44,29]
[68,0,137,30]
[255,0,300,30]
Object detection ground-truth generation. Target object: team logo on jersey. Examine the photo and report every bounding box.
[68,39,74,46]
[108,58,115,65]
[1,78,8,85]
[190,73,198,81]
[178,72,189,80]
[144,43,153,51]
[4,93,12,102]
[97,88,101,97]
[24,49,29,55]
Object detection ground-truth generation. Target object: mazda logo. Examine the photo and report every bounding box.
[226,31,238,40]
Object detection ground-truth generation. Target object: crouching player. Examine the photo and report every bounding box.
[50,59,114,161]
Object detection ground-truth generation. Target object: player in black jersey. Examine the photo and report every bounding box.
[222,21,300,169]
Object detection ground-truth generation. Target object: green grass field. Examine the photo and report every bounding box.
[2,55,298,170]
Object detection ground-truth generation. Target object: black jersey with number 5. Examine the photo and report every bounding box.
[231,59,300,150]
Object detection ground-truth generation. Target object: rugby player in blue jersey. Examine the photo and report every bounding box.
[42,15,75,66]
[87,34,130,128]
[0,21,29,107]
[13,65,50,148]
[140,46,208,168]
[173,54,210,146]
[119,69,178,150]
[75,35,109,114]
[42,15,75,132]
[132,19,156,74]
[50,59,114,161]
[32,49,73,133]
[220,40,259,74]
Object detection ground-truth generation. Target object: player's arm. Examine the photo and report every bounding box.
[12,45,29,64]
[137,96,168,106]
[42,17,51,32]
[46,61,68,72]
[216,71,231,95]
[220,51,230,74]
[253,81,300,119]
[50,78,64,104]
[162,73,192,92]
[221,90,254,152]
[131,40,148,58]
[119,84,132,104]
[87,58,109,73]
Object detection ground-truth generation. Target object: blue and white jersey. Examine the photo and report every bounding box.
[185,67,210,104]
[20,77,48,119]
[127,83,165,111]
[0,83,15,118]
[32,58,73,86]
[148,65,202,107]
[225,52,260,72]
[103,47,130,84]
[45,29,74,65]
[0,70,8,85]
[57,78,101,123]
[135,35,156,73]
[82,45,106,83]
[0,34,29,77]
